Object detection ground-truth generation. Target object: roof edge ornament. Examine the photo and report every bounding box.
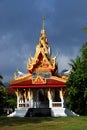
[41,16,45,33]
[42,16,45,31]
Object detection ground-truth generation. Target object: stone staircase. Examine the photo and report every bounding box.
[51,107,78,117]
[8,108,28,117]
[8,107,78,117]
[25,108,51,117]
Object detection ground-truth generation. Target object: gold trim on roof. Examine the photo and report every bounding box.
[32,75,46,84]
[9,74,32,85]
[50,76,67,83]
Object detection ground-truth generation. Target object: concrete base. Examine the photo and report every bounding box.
[51,107,77,117]
[8,107,78,117]
[8,108,28,117]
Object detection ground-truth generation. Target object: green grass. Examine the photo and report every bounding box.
[0,116,87,130]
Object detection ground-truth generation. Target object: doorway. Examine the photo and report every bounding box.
[33,89,49,108]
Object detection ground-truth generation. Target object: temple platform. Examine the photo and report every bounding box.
[51,107,77,117]
[8,107,77,117]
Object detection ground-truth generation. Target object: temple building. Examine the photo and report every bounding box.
[8,19,76,117]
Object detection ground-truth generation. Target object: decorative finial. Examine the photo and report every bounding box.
[42,16,45,31]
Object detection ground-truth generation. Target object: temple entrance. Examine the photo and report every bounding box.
[33,89,49,108]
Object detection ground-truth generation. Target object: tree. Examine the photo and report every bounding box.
[68,56,81,72]
[80,42,87,61]
[0,75,17,115]
[0,75,6,115]
[66,42,87,115]
[0,75,4,86]
[5,92,17,111]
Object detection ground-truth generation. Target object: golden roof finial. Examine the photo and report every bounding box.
[42,16,45,31]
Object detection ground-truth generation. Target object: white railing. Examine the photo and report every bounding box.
[18,100,31,108]
[52,102,62,107]
[19,103,30,108]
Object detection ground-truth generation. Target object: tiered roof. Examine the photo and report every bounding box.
[9,19,67,88]
[27,19,57,74]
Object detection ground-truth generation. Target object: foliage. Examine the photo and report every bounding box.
[0,75,6,115]
[5,92,17,110]
[68,56,81,72]
[66,42,87,115]
[0,75,16,115]
[80,42,87,61]
[0,75,4,86]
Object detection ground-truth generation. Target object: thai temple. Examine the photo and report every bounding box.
[8,19,76,117]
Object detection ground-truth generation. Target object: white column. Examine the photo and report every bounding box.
[60,88,64,108]
[49,99,52,108]
[24,89,28,107]
[36,90,39,108]
[27,89,31,108]
[30,90,33,108]
[17,96,19,108]
[48,88,52,108]
[15,89,19,108]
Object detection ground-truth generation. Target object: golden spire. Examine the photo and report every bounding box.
[41,16,45,33]
[39,16,48,44]
[42,16,45,31]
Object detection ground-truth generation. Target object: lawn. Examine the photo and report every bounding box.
[0,116,87,130]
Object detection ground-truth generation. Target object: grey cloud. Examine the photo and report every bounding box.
[0,0,87,82]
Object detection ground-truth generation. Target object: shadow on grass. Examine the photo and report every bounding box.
[0,116,53,127]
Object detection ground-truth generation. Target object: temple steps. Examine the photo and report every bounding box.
[8,108,28,117]
[8,107,78,117]
[51,107,78,117]
[25,108,51,117]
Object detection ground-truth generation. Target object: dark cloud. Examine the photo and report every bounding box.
[0,0,87,82]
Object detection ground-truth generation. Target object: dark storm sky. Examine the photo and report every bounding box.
[0,0,87,82]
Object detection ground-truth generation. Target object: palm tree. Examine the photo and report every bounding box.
[68,56,81,72]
